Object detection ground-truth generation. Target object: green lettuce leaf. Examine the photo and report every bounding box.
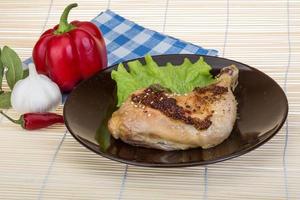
[111,55,215,107]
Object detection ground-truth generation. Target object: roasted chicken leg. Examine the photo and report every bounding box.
[108,65,239,150]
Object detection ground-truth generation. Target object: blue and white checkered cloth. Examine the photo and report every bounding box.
[24,9,217,66]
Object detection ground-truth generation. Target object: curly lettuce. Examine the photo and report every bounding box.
[111,55,215,107]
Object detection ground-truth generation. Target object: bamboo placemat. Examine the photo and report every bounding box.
[0,0,299,199]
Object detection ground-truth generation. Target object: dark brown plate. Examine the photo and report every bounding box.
[64,54,288,167]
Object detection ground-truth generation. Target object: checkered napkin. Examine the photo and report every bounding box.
[24,9,217,66]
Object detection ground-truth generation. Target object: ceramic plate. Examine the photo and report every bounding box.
[64,54,288,167]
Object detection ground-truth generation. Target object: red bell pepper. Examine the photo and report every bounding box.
[33,3,107,92]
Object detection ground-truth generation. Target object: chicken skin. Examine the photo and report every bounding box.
[108,65,239,151]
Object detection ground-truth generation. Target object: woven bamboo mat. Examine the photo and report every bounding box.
[0,0,299,199]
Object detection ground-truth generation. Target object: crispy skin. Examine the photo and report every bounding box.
[108,65,238,150]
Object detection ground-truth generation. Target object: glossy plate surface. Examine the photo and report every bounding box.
[64,54,288,167]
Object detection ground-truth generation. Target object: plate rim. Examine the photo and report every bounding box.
[64,54,289,167]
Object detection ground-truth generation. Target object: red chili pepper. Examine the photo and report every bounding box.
[32,3,107,92]
[0,111,64,130]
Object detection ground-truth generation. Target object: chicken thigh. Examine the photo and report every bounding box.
[108,65,239,150]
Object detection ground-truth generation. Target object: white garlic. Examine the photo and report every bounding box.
[11,63,62,114]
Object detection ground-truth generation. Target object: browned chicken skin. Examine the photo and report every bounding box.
[108,65,239,150]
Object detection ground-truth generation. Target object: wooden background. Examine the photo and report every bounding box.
[0,0,299,199]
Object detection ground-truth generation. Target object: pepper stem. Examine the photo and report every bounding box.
[54,3,78,34]
[0,110,22,125]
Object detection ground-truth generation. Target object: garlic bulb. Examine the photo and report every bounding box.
[11,63,62,114]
